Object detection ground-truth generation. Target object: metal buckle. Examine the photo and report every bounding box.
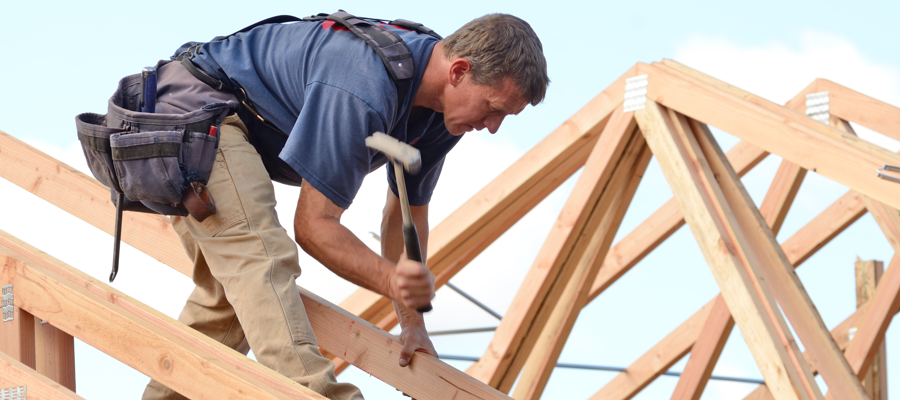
[877,165,900,183]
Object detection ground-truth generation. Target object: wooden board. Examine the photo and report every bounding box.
[636,100,818,400]
[513,131,652,399]
[0,351,83,400]
[642,62,900,211]
[0,231,326,400]
[34,318,76,391]
[467,106,638,389]
[854,259,888,400]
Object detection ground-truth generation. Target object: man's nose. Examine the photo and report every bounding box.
[485,115,506,134]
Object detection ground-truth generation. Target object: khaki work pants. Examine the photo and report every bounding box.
[142,115,364,400]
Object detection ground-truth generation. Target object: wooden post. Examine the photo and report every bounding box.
[34,317,76,391]
[855,258,887,400]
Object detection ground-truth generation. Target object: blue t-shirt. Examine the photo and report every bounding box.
[187,20,460,209]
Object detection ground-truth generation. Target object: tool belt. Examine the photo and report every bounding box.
[76,62,238,221]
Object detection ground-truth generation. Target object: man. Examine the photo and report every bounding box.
[143,12,548,399]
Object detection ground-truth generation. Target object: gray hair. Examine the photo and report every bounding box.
[443,14,550,106]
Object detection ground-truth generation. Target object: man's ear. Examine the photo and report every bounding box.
[448,58,471,87]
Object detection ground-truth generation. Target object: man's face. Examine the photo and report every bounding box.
[442,74,529,136]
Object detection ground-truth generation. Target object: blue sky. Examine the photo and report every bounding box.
[1,1,899,399]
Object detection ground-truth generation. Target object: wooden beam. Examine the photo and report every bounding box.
[513,131,652,399]
[636,100,819,400]
[588,140,768,302]
[0,130,514,399]
[690,116,866,399]
[591,185,865,400]
[671,147,806,400]
[337,66,640,340]
[0,231,327,400]
[854,258,888,400]
[589,299,716,400]
[744,300,869,400]
[817,78,900,142]
[0,351,84,400]
[467,106,638,390]
[669,296,733,400]
[34,318,76,391]
[642,61,900,211]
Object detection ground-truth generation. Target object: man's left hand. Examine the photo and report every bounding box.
[398,325,437,367]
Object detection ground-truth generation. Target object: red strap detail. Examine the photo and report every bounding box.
[322,20,349,32]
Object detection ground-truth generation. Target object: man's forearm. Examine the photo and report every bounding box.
[297,215,397,298]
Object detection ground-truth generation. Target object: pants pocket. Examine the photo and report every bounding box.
[111,131,184,204]
[76,113,124,192]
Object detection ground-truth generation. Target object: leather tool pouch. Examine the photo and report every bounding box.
[76,62,238,221]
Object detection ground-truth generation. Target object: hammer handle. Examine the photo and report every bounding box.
[403,223,433,313]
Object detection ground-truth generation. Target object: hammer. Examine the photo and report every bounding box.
[365,132,433,313]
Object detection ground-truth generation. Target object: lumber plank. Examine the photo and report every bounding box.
[592,187,866,400]
[587,140,768,302]
[641,61,900,211]
[817,78,900,142]
[513,131,652,399]
[34,318,76,391]
[0,231,326,400]
[636,100,818,400]
[669,296,733,400]
[0,130,514,399]
[690,116,866,399]
[589,299,715,400]
[301,288,513,400]
[339,65,638,335]
[671,144,804,400]
[854,259,888,400]
[0,351,84,400]
[466,106,638,389]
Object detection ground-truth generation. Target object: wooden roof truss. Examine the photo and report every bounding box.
[1,59,899,399]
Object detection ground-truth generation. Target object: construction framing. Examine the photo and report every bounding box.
[1,59,898,399]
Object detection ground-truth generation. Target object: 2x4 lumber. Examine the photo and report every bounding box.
[744,299,872,400]
[592,188,866,400]
[338,65,639,336]
[0,231,327,400]
[34,318,76,391]
[671,148,806,400]
[0,301,35,369]
[854,259,888,400]
[0,351,84,400]
[692,115,867,399]
[466,106,638,389]
[640,61,900,212]
[636,100,819,400]
[587,140,768,302]
[513,129,652,399]
[816,78,900,142]
[669,296,734,400]
[588,299,716,399]
[0,132,511,399]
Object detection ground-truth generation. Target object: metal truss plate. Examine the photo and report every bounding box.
[806,91,830,123]
[2,285,13,322]
[624,75,649,112]
[0,386,26,400]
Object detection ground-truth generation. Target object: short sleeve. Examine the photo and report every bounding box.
[279,81,388,209]
[387,123,462,206]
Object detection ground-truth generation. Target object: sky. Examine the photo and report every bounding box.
[1,0,899,399]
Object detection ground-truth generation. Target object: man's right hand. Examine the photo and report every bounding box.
[390,253,435,310]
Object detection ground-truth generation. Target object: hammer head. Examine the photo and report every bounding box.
[365,132,422,175]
